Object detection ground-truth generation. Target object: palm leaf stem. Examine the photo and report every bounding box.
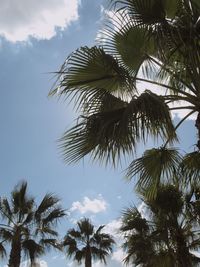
[0,209,15,226]
[0,224,12,230]
[148,56,196,93]
[169,106,194,110]
[136,78,194,99]
[0,239,7,244]
[163,96,198,107]
[163,110,196,148]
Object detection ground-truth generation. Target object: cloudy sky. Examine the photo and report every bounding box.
[0,1,196,267]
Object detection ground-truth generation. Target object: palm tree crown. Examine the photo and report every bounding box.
[0,181,66,267]
[51,0,200,194]
[120,184,200,267]
[62,218,115,267]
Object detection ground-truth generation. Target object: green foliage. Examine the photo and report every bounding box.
[63,218,115,267]
[120,184,200,266]
[0,182,65,267]
[51,0,200,194]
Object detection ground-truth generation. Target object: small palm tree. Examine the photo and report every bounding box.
[62,218,115,267]
[120,184,200,267]
[0,181,66,267]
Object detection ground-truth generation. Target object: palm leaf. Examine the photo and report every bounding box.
[77,218,94,236]
[100,11,155,72]
[126,147,182,198]
[42,208,65,225]
[35,193,60,221]
[112,0,166,25]
[60,90,176,165]
[12,181,34,215]
[23,239,44,261]
[50,46,134,106]
[40,238,60,251]
[120,206,149,233]
[0,242,6,258]
[0,198,13,223]
[181,152,200,185]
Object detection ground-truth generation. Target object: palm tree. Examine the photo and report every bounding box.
[51,0,200,193]
[120,184,200,267]
[62,218,115,267]
[0,181,65,267]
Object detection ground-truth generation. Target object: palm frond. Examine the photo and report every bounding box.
[120,206,149,233]
[50,46,134,106]
[0,198,13,223]
[0,228,13,241]
[112,0,167,25]
[126,147,182,198]
[42,208,65,226]
[90,246,107,263]
[11,181,34,216]
[100,10,155,72]
[60,90,176,166]
[40,238,61,251]
[77,218,94,236]
[22,239,44,262]
[0,242,6,259]
[35,193,60,221]
[181,151,200,185]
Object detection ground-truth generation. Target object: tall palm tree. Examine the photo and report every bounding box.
[62,218,115,267]
[0,181,65,267]
[120,184,200,267]
[51,0,200,193]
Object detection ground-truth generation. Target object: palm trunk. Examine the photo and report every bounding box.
[8,229,21,267]
[174,224,191,267]
[30,252,36,267]
[85,247,92,267]
[195,112,200,150]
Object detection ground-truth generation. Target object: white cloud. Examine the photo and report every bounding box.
[138,201,151,220]
[103,219,127,265]
[70,196,107,214]
[0,0,80,42]
[103,219,122,238]
[112,248,126,264]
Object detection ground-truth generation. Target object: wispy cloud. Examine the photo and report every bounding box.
[0,0,80,42]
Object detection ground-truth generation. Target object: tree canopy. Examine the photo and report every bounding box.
[51,0,200,195]
[0,182,65,267]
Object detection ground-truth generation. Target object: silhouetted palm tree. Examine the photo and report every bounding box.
[62,218,115,267]
[0,181,65,267]
[51,0,200,194]
[120,184,200,266]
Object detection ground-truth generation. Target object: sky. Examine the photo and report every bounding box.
[0,1,197,267]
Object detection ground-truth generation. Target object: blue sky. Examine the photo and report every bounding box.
[0,0,197,266]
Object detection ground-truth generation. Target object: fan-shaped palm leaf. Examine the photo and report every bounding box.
[181,151,200,185]
[60,90,176,166]
[50,46,134,102]
[126,147,182,198]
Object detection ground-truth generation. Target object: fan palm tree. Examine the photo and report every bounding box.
[120,184,200,267]
[0,181,65,267]
[51,0,200,193]
[62,218,115,267]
